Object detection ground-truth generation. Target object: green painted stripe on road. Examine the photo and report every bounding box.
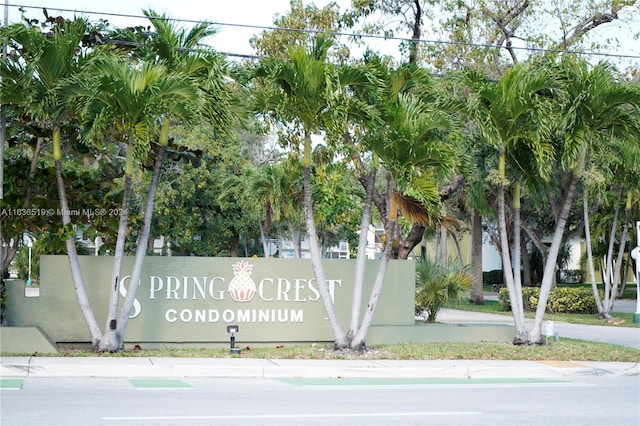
[0,378,24,389]
[278,378,567,387]
[129,379,194,389]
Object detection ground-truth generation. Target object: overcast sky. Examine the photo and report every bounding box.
[4,1,639,67]
[4,0,362,58]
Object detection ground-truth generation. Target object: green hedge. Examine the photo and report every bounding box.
[498,286,600,314]
[483,270,503,285]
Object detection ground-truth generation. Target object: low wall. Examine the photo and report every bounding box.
[5,256,416,345]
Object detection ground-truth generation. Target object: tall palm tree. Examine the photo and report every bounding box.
[1,18,103,344]
[349,63,461,349]
[110,11,234,350]
[255,36,376,348]
[75,54,201,351]
[528,57,640,343]
[452,63,557,344]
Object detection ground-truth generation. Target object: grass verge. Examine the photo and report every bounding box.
[5,339,627,363]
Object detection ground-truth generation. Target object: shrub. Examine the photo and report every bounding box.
[483,269,503,285]
[415,257,471,322]
[498,286,600,314]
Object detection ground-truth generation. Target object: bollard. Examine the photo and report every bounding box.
[227,325,241,355]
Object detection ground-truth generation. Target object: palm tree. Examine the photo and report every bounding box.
[1,17,103,344]
[452,63,557,344]
[75,53,201,351]
[348,62,461,349]
[255,36,376,348]
[110,11,234,350]
[527,57,640,343]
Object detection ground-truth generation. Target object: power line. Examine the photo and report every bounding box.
[6,2,640,61]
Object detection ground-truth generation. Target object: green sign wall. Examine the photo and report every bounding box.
[6,256,415,344]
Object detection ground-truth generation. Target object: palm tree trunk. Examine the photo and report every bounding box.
[100,146,134,352]
[470,212,484,305]
[259,221,270,257]
[53,128,101,346]
[607,191,631,317]
[529,173,579,343]
[348,170,375,339]
[116,144,166,349]
[583,189,604,316]
[302,133,347,348]
[602,187,623,318]
[351,175,394,350]
[496,154,528,343]
[498,182,528,343]
[512,182,525,323]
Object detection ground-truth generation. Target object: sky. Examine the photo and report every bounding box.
[3,0,368,58]
[3,1,639,67]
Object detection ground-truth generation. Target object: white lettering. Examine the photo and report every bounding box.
[328,279,342,303]
[191,277,206,300]
[166,276,180,299]
[222,309,235,322]
[277,278,291,301]
[118,276,142,318]
[194,309,206,322]
[293,279,306,302]
[308,278,320,301]
[180,309,192,322]
[209,309,219,322]
[164,308,304,323]
[208,277,226,300]
[166,309,178,322]
[258,278,274,301]
[149,276,163,299]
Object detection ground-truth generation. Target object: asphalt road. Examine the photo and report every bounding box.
[1,376,639,426]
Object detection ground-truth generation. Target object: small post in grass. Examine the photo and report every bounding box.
[227,325,241,355]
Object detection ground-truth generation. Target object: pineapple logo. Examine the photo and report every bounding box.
[228,260,257,302]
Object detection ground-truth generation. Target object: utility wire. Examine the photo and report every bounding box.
[5,2,640,61]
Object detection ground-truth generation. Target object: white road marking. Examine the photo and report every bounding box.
[103,411,482,421]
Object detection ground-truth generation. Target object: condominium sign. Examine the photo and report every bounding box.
[122,259,345,325]
[7,256,414,344]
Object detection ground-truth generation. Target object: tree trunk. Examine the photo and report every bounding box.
[99,142,136,352]
[602,187,623,318]
[348,170,374,340]
[512,182,525,324]
[53,130,101,346]
[351,175,395,350]
[396,223,425,259]
[496,154,528,344]
[529,173,579,343]
[259,220,270,257]
[584,190,604,316]
[605,191,631,317]
[302,133,348,347]
[498,184,528,343]
[287,220,301,259]
[439,220,448,266]
[99,172,132,352]
[470,212,485,305]
[521,236,532,287]
[116,144,166,350]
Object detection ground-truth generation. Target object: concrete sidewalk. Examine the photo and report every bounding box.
[1,356,638,380]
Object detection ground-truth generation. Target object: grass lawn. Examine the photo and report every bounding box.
[28,339,634,363]
[451,294,639,328]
